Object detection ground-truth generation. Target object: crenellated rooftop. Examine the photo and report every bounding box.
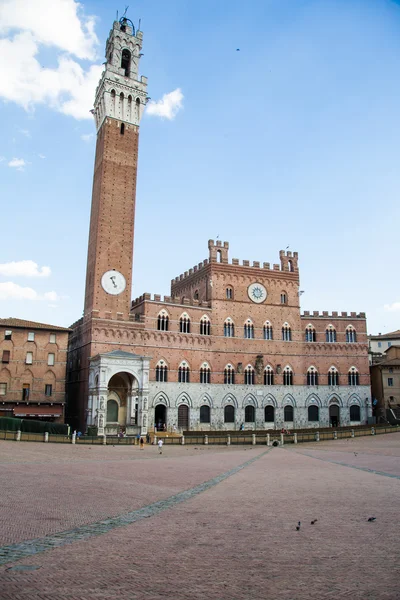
[131,293,211,309]
[301,311,366,319]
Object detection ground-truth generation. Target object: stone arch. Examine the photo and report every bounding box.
[199,392,213,408]
[282,393,296,407]
[327,394,343,407]
[242,394,258,408]
[347,393,361,407]
[176,392,192,408]
[222,393,238,408]
[262,393,277,408]
[305,393,322,407]
[152,392,170,408]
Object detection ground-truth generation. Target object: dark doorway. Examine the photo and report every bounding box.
[329,404,340,427]
[178,404,189,429]
[155,404,167,431]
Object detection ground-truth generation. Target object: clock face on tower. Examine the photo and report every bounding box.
[248,282,267,304]
[101,270,126,295]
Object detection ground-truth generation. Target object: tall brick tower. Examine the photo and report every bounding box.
[84,17,148,320]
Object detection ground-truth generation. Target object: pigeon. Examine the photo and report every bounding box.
[311,519,318,525]
[236,48,240,51]
[367,517,376,522]
[296,521,301,531]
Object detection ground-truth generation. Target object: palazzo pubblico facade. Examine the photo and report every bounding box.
[66,17,371,435]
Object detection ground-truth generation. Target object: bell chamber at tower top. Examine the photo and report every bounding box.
[92,17,148,131]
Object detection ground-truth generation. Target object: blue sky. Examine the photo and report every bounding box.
[0,0,399,333]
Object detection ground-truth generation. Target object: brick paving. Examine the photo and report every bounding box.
[1,434,399,599]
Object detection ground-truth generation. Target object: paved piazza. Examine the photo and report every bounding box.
[0,434,399,599]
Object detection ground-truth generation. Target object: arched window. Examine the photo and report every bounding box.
[178,362,190,383]
[288,260,294,272]
[264,366,274,385]
[155,360,168,382]
[305,325,316,342]
[107,399,118,422]
[200,316,211,336]
[346,326,357,343]
[263,321,273,340]
[199,362,211,384]
[282,323,291,342]
[244,365,255,385]
[307,367,318,386]
[200,405,210,423]
[224,405,235,423]
[157,311,169,331]
[350,404,361,421]
[308,405,319,422]
[180,314,191,334]
[283,366,293,385]
[121,48,131,76]
[224,364,235,384]
[120,123,125,135]
[328,366,339,386]
[284,405,293,422]
[224,318,235,337]
[136,97,140,120]
[264,405,274,422]
[348,367,359,386]
[326,325,337,343]
[226,286,233,300]
[194,290,199,300]
[244,320,254,339]
[281,292,287,304]
[245,405,255,422]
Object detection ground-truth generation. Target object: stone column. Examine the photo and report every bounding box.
[97,388,107,436]
[280,433,284,445]
[44,432,49,443]
[293,433,297,444]
[204,435,208,445]
[315,431,320,442]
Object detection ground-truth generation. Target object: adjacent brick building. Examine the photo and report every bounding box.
[0,318,70,422]
[67,16,372,434]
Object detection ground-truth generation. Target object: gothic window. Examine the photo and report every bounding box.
[350,405,361,421]
[224,318,235,337]
[157,311,169,331]
[308,405,319,422]
[263,321,273,340]
[200,316,211,336]
[244,320,254,339]
[326,325,337,343]
[264,405,274,422]
[107,399,118,422]
[121,48,131,76]
[180,314,191,334]
[348,367,359,386]
[194,290,199,300]
[307,367,318,386]
[284,405,294,422]
[264,366,274,385]
[245,405,255,422]
[178,362,190,383]
[281,292,287,304]
[155,360,168,382]
[226,286,233,300]
[328,366,339,386]
[224,364,235,384]
[244,365,255,385]
[224,405,235,423]
[305,325,316,342]
[282,323,291,341]
[346,326,357,343]
[199,362,211,384]
[120,123,125,135]
[200,405,211,423]
[283,366,293,386]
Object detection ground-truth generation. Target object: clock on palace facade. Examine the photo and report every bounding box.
[248,282,267,303]
[101,270,127,295]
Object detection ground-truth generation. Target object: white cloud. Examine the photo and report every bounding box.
[384,302,400,312]
[44,291,60,302]
[38,154,46,159]
[146,88,184,120]
[0,0,98,60]
[0,260,51,278]
[8,157,26,170]
[81,133,94,143]
[0,281,38,300]
[0,1,102,120]
[19,128,30,137]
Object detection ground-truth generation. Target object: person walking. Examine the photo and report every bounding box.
[158,438,163,454]
[139,437,144,450]
[146,432,150,444]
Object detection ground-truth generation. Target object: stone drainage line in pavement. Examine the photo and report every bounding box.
[0,449,271,567]
[289,450,400,480]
